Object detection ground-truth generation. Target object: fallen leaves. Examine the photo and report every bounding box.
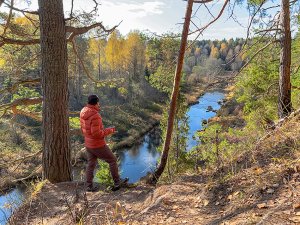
[203,199,209,206]
[266,188,275,194]
[266,200,275,207]
[257,203,268,209]
[289,216,300,223]
[254,167,264,175]
[293,202,300,210]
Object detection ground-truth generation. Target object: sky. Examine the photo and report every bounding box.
[8,0,294,40]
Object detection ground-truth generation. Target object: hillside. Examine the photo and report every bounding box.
[11,109,300,224]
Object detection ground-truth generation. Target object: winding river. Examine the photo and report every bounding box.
[0,90,224,224]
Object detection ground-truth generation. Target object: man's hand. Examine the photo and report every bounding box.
[107,127,116,134]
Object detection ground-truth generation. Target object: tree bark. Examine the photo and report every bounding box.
[278,0,292,118]
[148,0,193,184]
[38,0,72,182]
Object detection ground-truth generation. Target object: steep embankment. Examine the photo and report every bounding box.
[11,110,300,224]
[0,73,233,192]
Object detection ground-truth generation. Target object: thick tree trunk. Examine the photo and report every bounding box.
[38,0,72,182]
[278,0,292,118]
[148,0,193,184]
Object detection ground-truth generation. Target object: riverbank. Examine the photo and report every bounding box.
[0,73,233,193]
[11,109,300,224]
[0,78,230,224]
[7,89,229,224]
[185,71,233,106]
[113,71,234,150]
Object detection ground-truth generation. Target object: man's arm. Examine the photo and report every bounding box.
[90,115,115,138]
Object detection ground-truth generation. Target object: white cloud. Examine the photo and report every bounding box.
[4,0,251,39]
[98,1,166,34]
[100,1,165,19]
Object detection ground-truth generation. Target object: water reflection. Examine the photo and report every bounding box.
[118,129,161,183]
[118,91,224,183]
[187,92,224,149]
[0,187,25,225]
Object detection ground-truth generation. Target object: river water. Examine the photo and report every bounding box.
[0,187,25,225]
[0,91,224,224]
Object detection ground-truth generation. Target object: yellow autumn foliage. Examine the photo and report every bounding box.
[105,31,124,72]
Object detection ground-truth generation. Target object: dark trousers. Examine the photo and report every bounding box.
[86,145,120,186]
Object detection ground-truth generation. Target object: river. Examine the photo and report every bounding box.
[0,90,224,224]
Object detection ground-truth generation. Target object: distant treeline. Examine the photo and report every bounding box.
[0,13,246,109]
[184,38,245,84]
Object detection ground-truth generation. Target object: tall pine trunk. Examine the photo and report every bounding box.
[278,0,292,118]
[148,0,193,184]
[38,0,72,182]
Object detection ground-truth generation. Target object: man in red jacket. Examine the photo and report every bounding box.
[80,95,128,191]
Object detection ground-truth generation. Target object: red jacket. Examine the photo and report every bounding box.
[80,104,114,148]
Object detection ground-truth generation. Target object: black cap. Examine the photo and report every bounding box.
[88,95,99,105]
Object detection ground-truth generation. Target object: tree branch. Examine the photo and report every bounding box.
[255,28,281,34]
[183,0,213,3]
[66,22,121,41]
[188,0,229,35]
[0,97,42,111]
[3,1,39,15]
[0,35,40,47]
[204,3,215,19]
[0,150,42,169]
[0,78,41,95]
[2,0,14,36]
[0,21,120,47]
[186,0,230,51]
[225,11,280,68]
[70,0,74,18]
[234,41,274,77]
[11,107,42,121]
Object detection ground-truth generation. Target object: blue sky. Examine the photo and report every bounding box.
[9,0,298,40]
[88,0,251,39]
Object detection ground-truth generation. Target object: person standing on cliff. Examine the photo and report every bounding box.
[80,94,128,192]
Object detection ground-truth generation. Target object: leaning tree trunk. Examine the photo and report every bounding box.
[278,0,292,118]
[148,0,194,184]
[38,0,72,182]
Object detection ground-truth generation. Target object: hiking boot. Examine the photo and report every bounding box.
[86,184,99,192]
[111,177,129,191]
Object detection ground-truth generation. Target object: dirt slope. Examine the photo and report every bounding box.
[11,111,300,225]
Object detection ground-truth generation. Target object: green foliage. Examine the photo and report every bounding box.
[191,124,222,165]
[235,41,279,121]
[117,87,128,95]
[12,85,40,100]
[95,160,114,186]
[69,117,80,129]
[12,85,41,112]
[247,0,265,6]
[291,30,300,108]
[149,65,174,94]
[191,31,300,172]
[158,94,191,181]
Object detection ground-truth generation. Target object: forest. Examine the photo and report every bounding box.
[0,0,299,224]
